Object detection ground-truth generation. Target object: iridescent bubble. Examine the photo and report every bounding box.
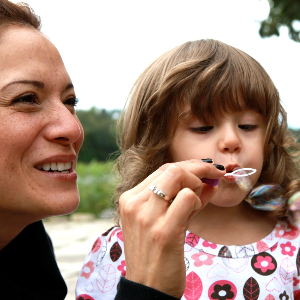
[223,167,300,216]
[287,191,300,211]
[245,184,286,211]
[288,193,300,224]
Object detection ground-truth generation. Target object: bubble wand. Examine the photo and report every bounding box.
[224,167,256,192]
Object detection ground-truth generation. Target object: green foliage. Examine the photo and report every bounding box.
[76,107,121,162]
[76,161,117,216]
[260,0,300,42]
[289,128,300,143]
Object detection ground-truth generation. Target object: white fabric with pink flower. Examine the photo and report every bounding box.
[76,222,300,300]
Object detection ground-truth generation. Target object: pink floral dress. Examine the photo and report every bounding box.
[76,222,300,300]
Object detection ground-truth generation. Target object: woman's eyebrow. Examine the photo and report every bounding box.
[0,81,74,92]
[65,83,74,90]
[1,80,45,91]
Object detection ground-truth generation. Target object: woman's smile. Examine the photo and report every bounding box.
[35,162,72,173]
[34,154,77,177]
[34,161,77,180]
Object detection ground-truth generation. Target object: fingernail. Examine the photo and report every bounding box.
[201,158,213,163]
[214,164,225,171]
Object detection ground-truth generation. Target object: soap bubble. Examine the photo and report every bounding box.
[245,184,286,211]
[224,167,256,192]
[244,183,300,225]
[232,168,253,192]
[287,191,300,224]
[223,167,300,223]
[287,191,300,211]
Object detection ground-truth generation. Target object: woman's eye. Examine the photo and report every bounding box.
[64,97,79,107]
[12,93,38,104]
[190,126,213,133]
[239,124,257,131]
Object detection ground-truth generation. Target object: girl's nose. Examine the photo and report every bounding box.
[219,126,241,153]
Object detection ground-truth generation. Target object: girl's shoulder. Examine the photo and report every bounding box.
[272,220,300,246]
[76,226,125,300]
[83,225,124,268]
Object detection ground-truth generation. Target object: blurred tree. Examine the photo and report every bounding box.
[76,107,120,162]
[76,161,117,215]
[260,0,300,42]
[290,128,300,142]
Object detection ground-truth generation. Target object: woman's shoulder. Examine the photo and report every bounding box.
[0,221,67,300]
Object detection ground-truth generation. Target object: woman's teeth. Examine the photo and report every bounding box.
[35,162,72,173]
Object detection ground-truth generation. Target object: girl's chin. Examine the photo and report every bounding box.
[208,195,247,208]
[209,202,244,208]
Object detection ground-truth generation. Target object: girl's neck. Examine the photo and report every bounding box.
[188,201,277,246]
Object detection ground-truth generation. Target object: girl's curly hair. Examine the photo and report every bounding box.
[113,39,300,224]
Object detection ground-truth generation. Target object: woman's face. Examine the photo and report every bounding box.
[0,26,83,221]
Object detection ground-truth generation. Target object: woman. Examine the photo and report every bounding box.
[0,1,83,299]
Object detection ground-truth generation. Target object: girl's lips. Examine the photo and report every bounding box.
[224,163,240,182]
[226,164,240,172]
[223,174,236,182]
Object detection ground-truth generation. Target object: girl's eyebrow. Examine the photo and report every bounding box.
[0,80,74,91]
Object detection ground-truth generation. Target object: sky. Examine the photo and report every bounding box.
[12,0,300,128]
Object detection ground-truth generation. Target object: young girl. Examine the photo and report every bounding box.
[76,39,300,300]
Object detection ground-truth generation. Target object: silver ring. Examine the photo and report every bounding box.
[149,184,170,201]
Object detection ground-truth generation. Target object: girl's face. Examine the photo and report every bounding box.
[169,108,266,207]
[0,26,83,222]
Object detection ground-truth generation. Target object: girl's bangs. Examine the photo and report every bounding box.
[179,47,276,124]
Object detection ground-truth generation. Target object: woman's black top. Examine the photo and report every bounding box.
[0,220,67,300]
[115,277,180,300]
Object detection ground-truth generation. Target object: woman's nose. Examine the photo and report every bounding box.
[219,126,241,153]
[43,103,83,146]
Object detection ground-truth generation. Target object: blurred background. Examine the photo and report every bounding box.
[12,0,300,216]
[11,1,300,298]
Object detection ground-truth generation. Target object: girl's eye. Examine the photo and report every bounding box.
[239,124,257,131]
[12,93,38,104]
[64,97,79,107]
[190,126,213,133]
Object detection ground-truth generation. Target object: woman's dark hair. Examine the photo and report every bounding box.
[0,0,41,30]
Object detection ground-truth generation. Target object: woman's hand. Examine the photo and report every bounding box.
[119,160,226,298]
